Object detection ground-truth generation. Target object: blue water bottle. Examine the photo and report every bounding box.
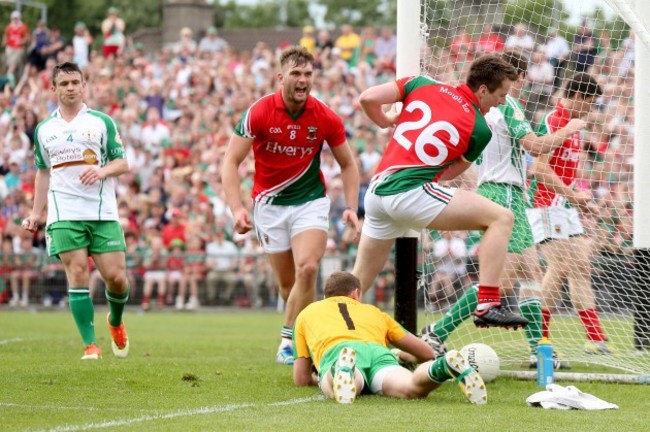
[537,337,554,387]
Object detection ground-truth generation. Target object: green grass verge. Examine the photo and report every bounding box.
[0,309,646,431]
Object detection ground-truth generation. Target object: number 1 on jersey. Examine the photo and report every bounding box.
[338,303,356,330]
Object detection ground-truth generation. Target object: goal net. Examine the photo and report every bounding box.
[410,0,650,378]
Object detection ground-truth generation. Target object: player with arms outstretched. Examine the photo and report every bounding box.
[352,54,527,329]
[22,62,130,360]
[222,46,361,365]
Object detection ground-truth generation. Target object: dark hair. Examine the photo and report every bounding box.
[501,49,528,76]
[52,62,83,86]
[279,45,314,70]
[323,271,361,298]
[564,72,602,99]
[466,54,519,92]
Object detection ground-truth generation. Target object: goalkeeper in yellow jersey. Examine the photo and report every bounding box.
[292,272,487,404]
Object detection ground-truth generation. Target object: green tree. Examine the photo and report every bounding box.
[503,0,568,36]
[315,0,396,27]
[216,0,311,29]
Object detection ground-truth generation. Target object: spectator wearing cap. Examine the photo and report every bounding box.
[72,21,93,69]
[299,26,316,55]
[101,6,125,58]
[2,11,30,83]
[198,26,228,54]
[334,24,360,62]
[4,157,22,190]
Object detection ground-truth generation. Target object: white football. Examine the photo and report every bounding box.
[460,343,500,383]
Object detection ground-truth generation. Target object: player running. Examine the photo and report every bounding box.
[222,45,361,365]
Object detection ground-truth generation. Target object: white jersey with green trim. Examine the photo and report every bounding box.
[476,94,533,188]
[33,104,126,224]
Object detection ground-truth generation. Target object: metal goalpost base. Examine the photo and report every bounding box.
[394,236,419,334]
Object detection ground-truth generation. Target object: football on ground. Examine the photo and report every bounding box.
[460,343,500,383]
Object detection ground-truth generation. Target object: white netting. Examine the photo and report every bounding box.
[416,0,649,376]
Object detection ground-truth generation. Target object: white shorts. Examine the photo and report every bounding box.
[362,183,457,240]
[253,197,330,253]
[370,365,402,394]
[167,270,182,282]
[526,206,584,244]
[144,270,166,283]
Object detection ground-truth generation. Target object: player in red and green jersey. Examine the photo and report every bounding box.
[352,54,528,329]
[293,272,487,404]
[422,51,586,367]
[222,46,361,365]
[527,72,613,354]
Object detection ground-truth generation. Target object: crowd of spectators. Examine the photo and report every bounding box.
[0,10,637,311]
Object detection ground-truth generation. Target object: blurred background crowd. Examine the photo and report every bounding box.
[0,6,636,311]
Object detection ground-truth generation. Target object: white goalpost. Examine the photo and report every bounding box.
[395,0,650,381]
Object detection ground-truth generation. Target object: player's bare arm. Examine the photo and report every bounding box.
[358,81,401,128]
[293,356,318,386]
[437,158,473,182]
[79,158,128,186]
[520,118,587,156]
[330,141,361,242]
[530,153,593,209]
[22,168,50,233]
[222,134,254,234]
[391,333,435,363]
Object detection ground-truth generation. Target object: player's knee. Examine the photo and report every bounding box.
[494,207,514,231]
[104,273,129,292]
[296,261,319,280]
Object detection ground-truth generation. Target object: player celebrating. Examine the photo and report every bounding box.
[22,62,130,360]
[421,51,585,365]
[222,45,361,365]
[293,271,487,404]
[352,54,528,329]
[527,72,613,354]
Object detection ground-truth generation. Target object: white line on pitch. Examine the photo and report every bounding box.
[0,337,28,345]
[0,402,149,412]
[37,395,323,431]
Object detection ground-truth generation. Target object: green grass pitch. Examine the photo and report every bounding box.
[0,309,646,431]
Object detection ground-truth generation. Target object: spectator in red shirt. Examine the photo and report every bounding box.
[161,208,187,248]
[2,11,30,82]
[450,27,474,65]
[475,24,504,55]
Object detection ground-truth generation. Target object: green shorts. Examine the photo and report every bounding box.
[319,341,399,393]
[46,221,126,258]
[477,182,534,254]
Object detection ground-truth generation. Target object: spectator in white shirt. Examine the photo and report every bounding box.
[526,48,555,123]
[505,23,535,60]
[140,106,170,157]
[198,26,229,54]
[544,28,571,91]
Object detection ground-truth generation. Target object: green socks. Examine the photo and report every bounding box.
[68,288,96,346]
[106,286,130,327]
[427,356,452,383]
[519,296,542,353]
[433,285,478,342]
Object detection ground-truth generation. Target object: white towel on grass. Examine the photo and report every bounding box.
[527,384,619,410]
